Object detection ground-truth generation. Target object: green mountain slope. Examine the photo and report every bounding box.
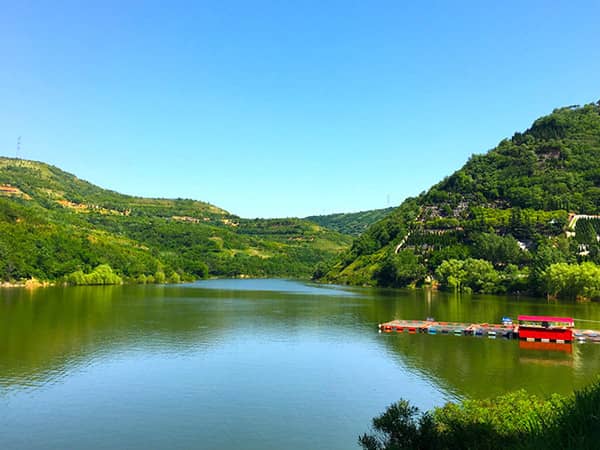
[305,207,395,236]
[0,158,351,282]
[324,101,600,295]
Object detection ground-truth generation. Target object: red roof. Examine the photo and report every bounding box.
[518,315,574,324]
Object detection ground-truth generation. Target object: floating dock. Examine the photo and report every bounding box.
[378,319,600,344]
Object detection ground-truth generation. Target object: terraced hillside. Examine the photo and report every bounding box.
[0,158,351,282]
[323,101,600,297]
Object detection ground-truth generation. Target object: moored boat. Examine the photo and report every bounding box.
[517,315,574,343]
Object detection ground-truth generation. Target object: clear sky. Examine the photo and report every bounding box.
[1,1,599,218]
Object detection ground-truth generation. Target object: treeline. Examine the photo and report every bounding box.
[434,259,600,300]
[63,264,187,285]
[359,378,600,450]
[0,203,347,283]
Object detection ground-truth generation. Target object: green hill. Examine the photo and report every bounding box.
[305,208,395,236]
[0,158,351,283]
[323,101,600,297]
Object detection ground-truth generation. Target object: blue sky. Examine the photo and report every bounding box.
[1,1,599,218]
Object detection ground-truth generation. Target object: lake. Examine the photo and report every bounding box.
[1,279,600,449]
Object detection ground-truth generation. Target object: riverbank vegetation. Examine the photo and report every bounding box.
[323,102,600,300]
[359,378,600,450]
[65,264,123,285]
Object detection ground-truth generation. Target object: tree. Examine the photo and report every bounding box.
[544,262,600,300]
[529,243,568,294]
[472,233,524,266]
[168,271,181,283]
[462,258,500,293]
[375,251,426,287]
[154,270,166,284]
[436,258,500,293]
[358,400,436,450]
[66,264,122,285]
[435,259,466,291]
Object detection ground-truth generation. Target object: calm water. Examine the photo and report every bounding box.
[1,280,600,450]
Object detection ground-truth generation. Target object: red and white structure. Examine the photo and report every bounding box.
[517,315,574,343]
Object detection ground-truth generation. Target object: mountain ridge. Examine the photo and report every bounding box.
[0,157,351,282]
[305,207,395,236]
[323,101,600,295]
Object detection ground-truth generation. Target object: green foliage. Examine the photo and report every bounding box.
[305,207,395,236]
[358,400,437,450]
[526,378,600,450]
[312,260,334,280]
[375,251,426,287]
[427,245,471,269]
[154,270,166,284]
[0,157,351,283]
[435,258,500,293]
[168,271,181,284]
[347,199,420,262]
[432,390,563,449]
[528,243,570,294]
[544,262,600,300]
[574,218,600,244]
[501,264,530,293]
[326,102,600,296]
[360,379,600,450]
[66,264,122,285]
[471,233,527,266]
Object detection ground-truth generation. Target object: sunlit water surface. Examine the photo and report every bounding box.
[1,280,600,449]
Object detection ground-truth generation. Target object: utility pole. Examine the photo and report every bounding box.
[16,136,21,159]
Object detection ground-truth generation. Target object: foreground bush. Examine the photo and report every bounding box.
[360,379,600,450]
[526,380,600,450]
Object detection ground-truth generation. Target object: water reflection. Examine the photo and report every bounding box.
[2,281,600,450]
[1,283,599,398]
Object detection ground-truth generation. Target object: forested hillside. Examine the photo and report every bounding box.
[305,208,394,236]
[323,101,600,299]
[0,158,351,283]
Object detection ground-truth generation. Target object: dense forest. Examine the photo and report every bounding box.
[0,158,351,284]
[322,101,600,300]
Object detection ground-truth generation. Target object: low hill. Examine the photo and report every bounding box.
[305,208,394,236]
[323,101,600,296]
[0,158,351,282]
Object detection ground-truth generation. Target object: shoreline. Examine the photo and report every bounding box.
[0,279,55,289]
[3,277,598,303]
